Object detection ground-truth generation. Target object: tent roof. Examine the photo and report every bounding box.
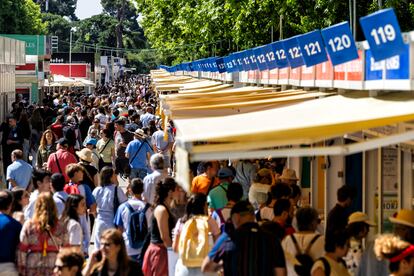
[174,93,414,155]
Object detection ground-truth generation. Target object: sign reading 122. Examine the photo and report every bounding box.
[359,8,405,61]
[321,22,359,66]
[282,36,304,68]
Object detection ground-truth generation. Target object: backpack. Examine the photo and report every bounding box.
[64,183,80,195]
[290,234,321,276]
[178,215,210,267]
[125,202,151,249]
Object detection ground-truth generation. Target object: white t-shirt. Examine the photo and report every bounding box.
[67,219,83,247]
[260,206,275,221]
[282,233,325,276]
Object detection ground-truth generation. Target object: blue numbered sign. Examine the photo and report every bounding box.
[223,56,235,72]
[215,58,226,73]
[246,49,259,70]
[282,36,304,68]
[253,46,269,71]
[359,8,405,61]
[297,30,328,67]
[321,22,359,66]
[261,44,278,70]
[239,51,250,71]
[271,41,289,68]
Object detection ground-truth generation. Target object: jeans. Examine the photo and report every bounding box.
[130,168,147,180]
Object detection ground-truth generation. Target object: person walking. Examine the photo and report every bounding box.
[143,153,167,205]
[0,190,22,276]
[125,129,153,180]
[142,177,179,276]
[47,138,78,182]
[36,130,56,169]
[6,149,32,190]
[92,166,128,249]
[17,192,69,275]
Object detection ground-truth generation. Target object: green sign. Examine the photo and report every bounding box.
[0,34,45,55]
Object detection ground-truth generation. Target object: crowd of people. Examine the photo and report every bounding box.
[0,74,413,276]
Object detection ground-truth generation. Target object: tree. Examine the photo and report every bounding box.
[71,14,118,52]
[101,0,138,50]
[0,0,46,34]
[35,0,78,20]
[42,13,72,51]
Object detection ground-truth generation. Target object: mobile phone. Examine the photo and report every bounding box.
[96,251,102,262]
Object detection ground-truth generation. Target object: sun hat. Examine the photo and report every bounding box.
[348,212,376,226]
[389,209,414,228]
[76,148,93,163]
[134,128,147,139]
[279,168,299,181]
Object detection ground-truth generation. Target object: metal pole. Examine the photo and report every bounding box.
[279,15,283,40]
[353,0,357,40]
[69,30,72,78]
[349,0,353,35]
[271,25,274,42]
[378,0,382,9]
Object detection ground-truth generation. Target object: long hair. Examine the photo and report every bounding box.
[11,187,26,212]
[154,177,177,205]
[62,194,84,223]
[33,192,58,232]
[39,129,55,150]
[93,229,130,276]
[181,193,207,223]
[100,166,114,186]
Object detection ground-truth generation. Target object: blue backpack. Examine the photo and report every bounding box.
[125,202,151,249]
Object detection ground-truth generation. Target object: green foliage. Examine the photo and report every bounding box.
[37,0,78,20]
[0,0,46,34]
[138,0,414,66]
[42,12,72,51]
[126,49,160,73]
[71,14,118,52]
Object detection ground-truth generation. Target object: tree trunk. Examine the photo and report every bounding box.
[115,0,126,55]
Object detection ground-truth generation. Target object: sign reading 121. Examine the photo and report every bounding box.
[321,22,359,66]
[359,8,405,61]
[296,30,328,67]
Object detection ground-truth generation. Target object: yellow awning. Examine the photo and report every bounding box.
[174,93,414,155]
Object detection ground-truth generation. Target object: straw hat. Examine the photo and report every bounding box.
[76,148,93,163]
[280,168,299,181]
[389,209,414,228]
[348,212,376,226]
[134,128,147,139]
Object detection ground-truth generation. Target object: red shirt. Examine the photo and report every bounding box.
[47,149,77,182]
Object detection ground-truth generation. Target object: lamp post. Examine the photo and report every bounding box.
[69,27,77,78]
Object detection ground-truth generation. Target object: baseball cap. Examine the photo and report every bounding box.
[56,138,69,146]
[217,167,234,179]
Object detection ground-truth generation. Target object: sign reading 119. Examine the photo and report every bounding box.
[359,8,405,61]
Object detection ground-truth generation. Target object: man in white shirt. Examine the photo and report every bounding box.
[143,153,167,205]
[151,122,174,170]
[50,173,68,218]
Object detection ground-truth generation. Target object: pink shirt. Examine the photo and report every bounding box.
[47,149,77,182]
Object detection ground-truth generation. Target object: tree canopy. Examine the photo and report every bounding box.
[137,0,414,65]
[0,0,46,34]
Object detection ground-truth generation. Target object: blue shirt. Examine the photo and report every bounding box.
[140,112,156,128]
[125,139,153,169]
[6,160,32,189]
[0,213,22,263]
